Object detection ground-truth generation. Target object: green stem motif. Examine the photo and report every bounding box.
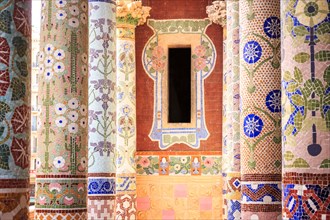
[41,83,53,173]
[246,0,255,20]
[63,135,82,174]
[69,31,78,93]
[123,55,134,81]
[47,0,52,38]
[119,118,134,146]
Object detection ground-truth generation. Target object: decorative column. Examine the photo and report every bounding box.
[35,1,88,219]
[87,0,117,219]
[282,1,330,219]
[240,0,282,219]
[115,1,150,219]
[0,1,31,219]
[223,0,242,219]
[207,1,241,219]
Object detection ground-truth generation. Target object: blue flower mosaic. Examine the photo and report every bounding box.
[266,90,281,112]
[263,16,281,38]
[243,41,262,64]
[243,114,264,138]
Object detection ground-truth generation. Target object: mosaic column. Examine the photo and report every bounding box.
[240,0,282,219]
[281,1,330,219]
[35,1,88,219]
[0,1,31,219]
[223,1,241,219]
[87,0,117,219]
[115,1,150,219]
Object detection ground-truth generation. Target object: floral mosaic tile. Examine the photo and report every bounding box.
[136,156,159,175]
[135,152,222,176]
[169,156,191,176]
[201,156,222,176]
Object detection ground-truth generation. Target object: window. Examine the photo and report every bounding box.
[32,137,37,153]
[35,73,39,85]
[168,47,191,123]
[34,158,37,170]
[31,116,37,131]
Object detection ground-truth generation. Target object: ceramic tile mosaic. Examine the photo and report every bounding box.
[240,0,282,218]
[136,152,222,176]
[0,0,31,219]
[142,19,217,150]
[136,176,223,220]
[35,0,89,217]
[221,1,241,219]
[281,0,330,219]
[88,0,117,219]
[116,22,138,219]
[115,2,150,218]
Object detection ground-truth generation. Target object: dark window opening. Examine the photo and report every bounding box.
[168,47,191,123]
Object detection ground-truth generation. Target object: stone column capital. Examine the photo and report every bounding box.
[206,0,226,27]
[116,0,151,27]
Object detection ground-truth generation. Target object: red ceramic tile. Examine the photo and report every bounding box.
[137,197,150,211]
[200,197,212,211]
[174,184,187,198]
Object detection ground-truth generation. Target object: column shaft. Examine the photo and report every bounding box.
[115,23,137,219]
[222,1,241,219]
[36,1,88,218]
[87,1,117,219]
[0,0,31,219]
[281,1,330,219]
[240,0,282,218]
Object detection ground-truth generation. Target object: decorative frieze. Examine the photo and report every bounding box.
[136,152,222,176]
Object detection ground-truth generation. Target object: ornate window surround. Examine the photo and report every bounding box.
[142,19,217,150]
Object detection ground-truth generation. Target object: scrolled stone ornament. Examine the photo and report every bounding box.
[206,0,226,27]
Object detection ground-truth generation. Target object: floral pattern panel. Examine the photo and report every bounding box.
[220,1,241,219]
[135,152,221,176]
[282,0,330,219]
[87,1,117,219]
[35,0,88,218]
[0,0,31,219]
[142,19,217,150]
[115,2,151,219]
[240,0,282,219]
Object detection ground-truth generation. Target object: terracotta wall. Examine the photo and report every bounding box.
[136,0,223,152]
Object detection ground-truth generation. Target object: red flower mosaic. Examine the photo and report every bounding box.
[0,70,10,96]
[11,137,29,169]
[152,46,165,59]
[0,37,10,66]
[138,157,150,168]
[194,45,206,57]
[151,59,165,72]
[11,104,29,134]
[14,1,31,37]
[194,57,207,71]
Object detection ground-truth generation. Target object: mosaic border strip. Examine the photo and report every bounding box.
[136,151,222,176]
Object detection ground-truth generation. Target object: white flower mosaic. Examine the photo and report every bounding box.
[39,43,67,82]
[68,98,79,109]
[54,98,86,134]
[55,116,67,128]
[56,10,67,20]
[55,103,67,115]
[53,156,65,169]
